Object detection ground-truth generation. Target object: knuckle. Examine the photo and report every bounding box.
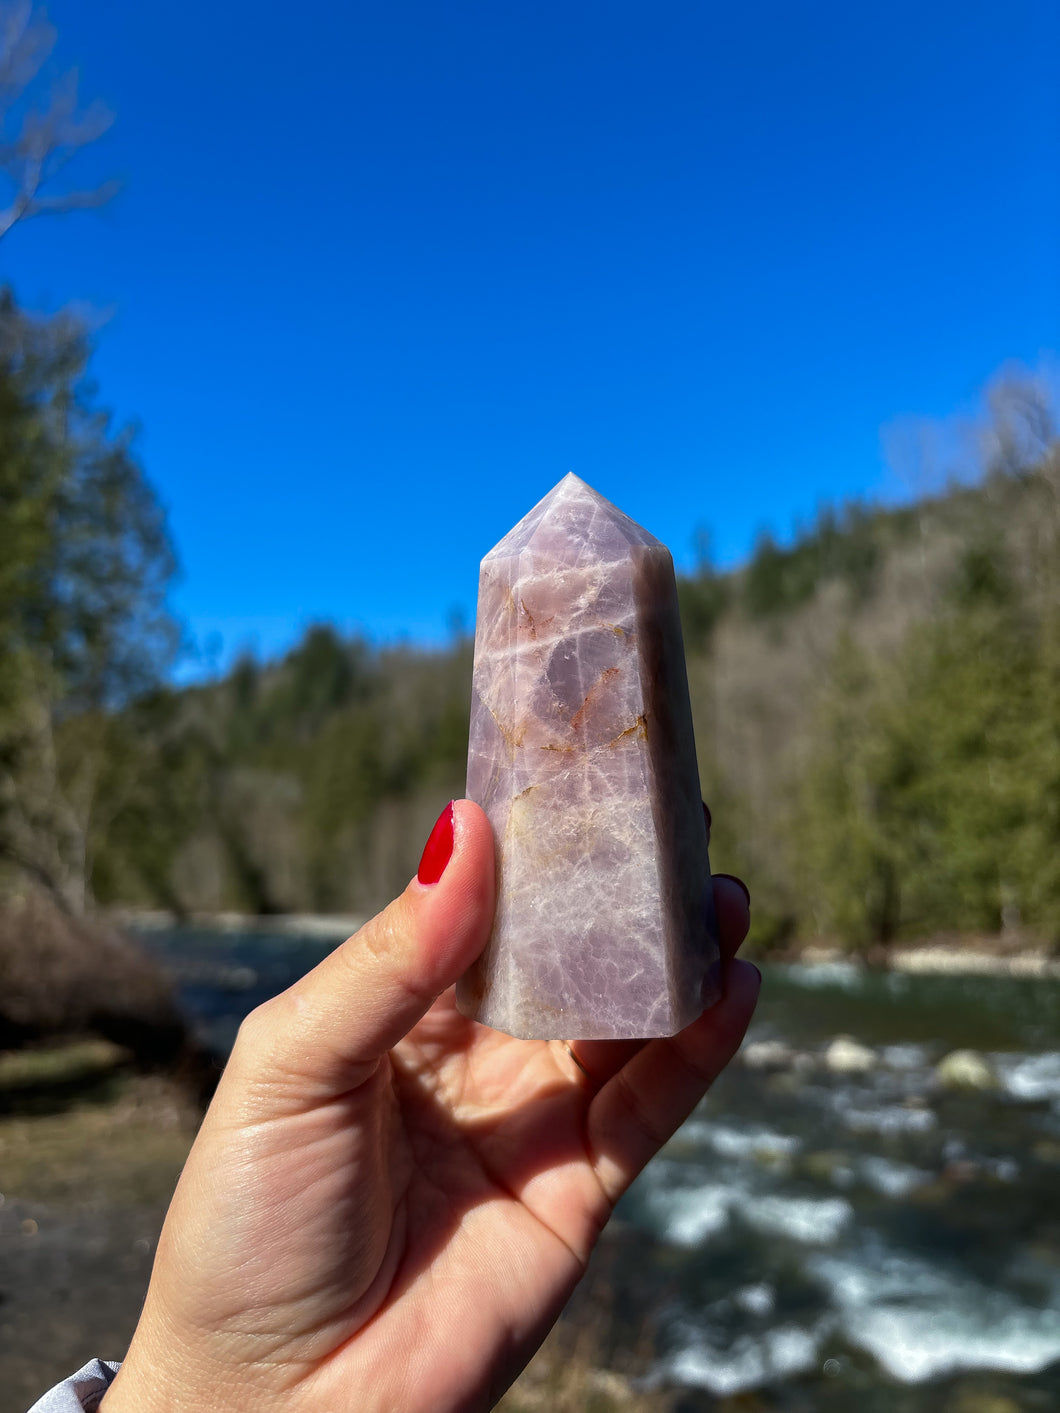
[234,997,275,1050]
[349,904,428,1008]
[230,995,293,1075]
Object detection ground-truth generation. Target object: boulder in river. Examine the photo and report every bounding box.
[824,1035,876,1074]
[741,1039,795,1070]
[936,1049,999,1092]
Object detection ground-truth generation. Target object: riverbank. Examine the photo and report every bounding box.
[0,1054,197,1413]
[797,942,1060,980]
[114,908,1060,979]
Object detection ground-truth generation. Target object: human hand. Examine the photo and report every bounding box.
[103,800,759,1413]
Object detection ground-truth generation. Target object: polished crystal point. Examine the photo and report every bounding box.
[456,473,720,1040]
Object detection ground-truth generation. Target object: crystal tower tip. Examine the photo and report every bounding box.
[483,473,662,566]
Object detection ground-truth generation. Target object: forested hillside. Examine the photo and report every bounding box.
[70,373,1060,955]
[0,276,1055,952]
[683,424,1060,952]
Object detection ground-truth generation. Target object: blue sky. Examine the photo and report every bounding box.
[3,0,1057,672]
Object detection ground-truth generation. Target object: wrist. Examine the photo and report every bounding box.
[99,1338,212,1413]
[100,1361,172,1413]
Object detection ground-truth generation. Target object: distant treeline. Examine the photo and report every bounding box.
[1,285,1058,951]
[93,427,1060,954]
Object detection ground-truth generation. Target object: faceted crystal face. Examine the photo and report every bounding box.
[457,473,720,1040]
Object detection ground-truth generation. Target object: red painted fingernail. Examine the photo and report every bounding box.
[418,802,455,884]
[714,872,751,907]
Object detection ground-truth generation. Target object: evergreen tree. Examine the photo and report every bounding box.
[0,292,176,911]
[798,633,914,947]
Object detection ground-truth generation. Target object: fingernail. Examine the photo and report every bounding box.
[418,802,455,884]
[714,872,751,907]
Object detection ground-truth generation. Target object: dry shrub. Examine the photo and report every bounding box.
[0,891,188,1070]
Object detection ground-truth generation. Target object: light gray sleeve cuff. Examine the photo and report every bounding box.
[27,1360,121,1413]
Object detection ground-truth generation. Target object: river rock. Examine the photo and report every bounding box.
[742,1039,795,1070]
[825,1035,876,1074]
[936,1049,999,1091]
[803,1150,856,1186]
[946,1391,1021,1413]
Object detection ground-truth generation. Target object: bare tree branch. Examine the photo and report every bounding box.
[0,1,117,242]
[0,1,52,98]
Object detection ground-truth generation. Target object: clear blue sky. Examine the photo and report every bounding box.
[3,0,1057,673]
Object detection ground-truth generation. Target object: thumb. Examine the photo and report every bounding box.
[228,800,495,1101]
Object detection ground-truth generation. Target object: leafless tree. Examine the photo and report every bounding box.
[0,0,118,242]
[982,361,1058,481]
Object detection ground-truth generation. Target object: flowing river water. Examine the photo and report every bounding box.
[139,925,1060,1410]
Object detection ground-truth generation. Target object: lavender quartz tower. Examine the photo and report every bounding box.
[456,473,720,1040]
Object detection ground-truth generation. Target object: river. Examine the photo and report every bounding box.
[138,924,1060,1410]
